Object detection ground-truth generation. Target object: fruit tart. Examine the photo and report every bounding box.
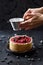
[9,35,33,53]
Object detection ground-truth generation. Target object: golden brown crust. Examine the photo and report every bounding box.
[9,36,33,53]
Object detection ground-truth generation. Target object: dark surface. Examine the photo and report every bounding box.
[0,26,43,65]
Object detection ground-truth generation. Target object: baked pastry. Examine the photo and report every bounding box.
[9,35,33,53]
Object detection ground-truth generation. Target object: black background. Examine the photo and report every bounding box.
[0,0,43,65]
[0,0,43,30]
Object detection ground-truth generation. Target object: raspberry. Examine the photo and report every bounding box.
[11,35,31,43]
[11,38,15,42]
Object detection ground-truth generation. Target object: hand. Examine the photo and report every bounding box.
[19,13,43,30]
[23,7,43,20]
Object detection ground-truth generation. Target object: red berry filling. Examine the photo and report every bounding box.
[11,35,31,43]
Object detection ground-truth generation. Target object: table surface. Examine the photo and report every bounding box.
[0,26,43,65]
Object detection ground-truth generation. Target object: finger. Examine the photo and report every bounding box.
[20,16,36,25]
[26,8,32,13]
[25,20,43,30]
[19,19,32,29]
[23,9,32,19]
[24,14,34,20]
[19,22,29,29]
[23,12,37,20]
[20,19,32,25]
